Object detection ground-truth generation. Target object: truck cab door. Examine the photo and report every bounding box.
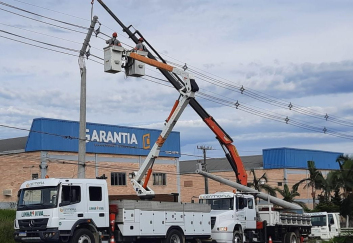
[245,198,256,229]
[86,184,108,228]
[58,183,84,230]
[236,197,247,229]
[328,213,338,238]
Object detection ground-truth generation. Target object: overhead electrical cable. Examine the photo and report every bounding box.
[142,74,353,140]
[0,29,79,53]
[170,61,353,128]
[10,0,353,128]
[0,7,87,34]
[0,1,88,30]
[0,32,103,64]
[0,22,101,51]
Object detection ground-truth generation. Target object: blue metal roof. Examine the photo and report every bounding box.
[25,118,180,157]
[263,147,343,169]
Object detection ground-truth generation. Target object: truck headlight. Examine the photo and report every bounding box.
[217,227,228,231]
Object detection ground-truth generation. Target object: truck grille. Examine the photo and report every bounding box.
[18,218,48,231]
[211,217,216,229]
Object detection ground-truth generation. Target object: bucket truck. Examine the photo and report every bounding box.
[14,53,212,243]
[196,167,311,243]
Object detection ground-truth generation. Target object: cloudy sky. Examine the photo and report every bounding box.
[0,0,353,160]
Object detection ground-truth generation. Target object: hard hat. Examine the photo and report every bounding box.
[112,32,117,37]
[138,37,144,42]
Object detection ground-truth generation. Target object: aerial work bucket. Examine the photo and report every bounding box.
[126,50,148,77]
[104,46,124,73]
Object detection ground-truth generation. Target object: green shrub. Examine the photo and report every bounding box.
[0,209,16,243]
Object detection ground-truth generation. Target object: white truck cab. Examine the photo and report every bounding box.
[306,212,341,240]
[14,178,212,243]
[14,178,109,242]
[199,192,256,243]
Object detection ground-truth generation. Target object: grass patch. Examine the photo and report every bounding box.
[0,209,16,243]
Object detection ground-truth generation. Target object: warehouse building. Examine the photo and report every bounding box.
[0,118,181,208]
[0,118,344,210]
[180,148,343,209]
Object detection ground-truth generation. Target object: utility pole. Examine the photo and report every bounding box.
[197,145,213,194]
[40,152,48,179]
[78,15,98,179]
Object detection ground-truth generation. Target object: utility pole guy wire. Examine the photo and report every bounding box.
[78,15,98,179]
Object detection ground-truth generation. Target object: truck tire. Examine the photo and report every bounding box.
[285,232,297,243]
[164,229,185,243]
[71,228,95,243]
[233,231,243,243]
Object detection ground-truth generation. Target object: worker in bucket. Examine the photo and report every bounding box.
[134,37,146,51]
[106,32,122,46]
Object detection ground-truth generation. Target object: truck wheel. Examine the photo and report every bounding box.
[164,229,185,243]
[285,232,297,243]
[71,228,95,243]
[233,231,243,243]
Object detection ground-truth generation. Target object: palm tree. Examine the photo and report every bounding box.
[247,169,276,197]
[318,171,339,203]
[293,160,323,207]
[335,155,353,217]
[275,184,307,209]
[335,155,353,197]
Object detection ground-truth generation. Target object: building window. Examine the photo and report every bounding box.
[184,181,193,187]
[89,187,102,201]
[32,173,38,180]
[153,173,166,185]
[111,172,126,186]
[278,182,283,186]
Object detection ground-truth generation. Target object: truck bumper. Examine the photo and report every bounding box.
[14,229,60,242]
[211,232,233,243]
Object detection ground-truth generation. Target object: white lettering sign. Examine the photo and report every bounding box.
[86,129,138,145]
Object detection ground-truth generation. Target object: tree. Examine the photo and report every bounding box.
[247,169,276,197]
[293,160,323,207]
[275,184,307,209]
[335,155,353,218]
[331,187,342,207]
[318,171,338,203]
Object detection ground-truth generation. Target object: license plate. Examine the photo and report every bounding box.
[19,232,26,237]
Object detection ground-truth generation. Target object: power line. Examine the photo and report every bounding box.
[0,1,88,30]
[12,0,89,21]
[140,75,353,140]
[0,34,103,65]
[170,62,353,128]
[0,22,101,51]
[0,7,87,34]
[0,29,79,53]
[11,0,132,44]
[10,0,353,128]
[1,2,351,140]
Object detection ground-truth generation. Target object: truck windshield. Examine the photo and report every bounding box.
[311,215,327,227]
[200,198,234,210]
[17,186,58,211]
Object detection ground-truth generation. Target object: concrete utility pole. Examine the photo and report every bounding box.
[197,145,213,194]
[40,152,48,179]
[78,15,98,179]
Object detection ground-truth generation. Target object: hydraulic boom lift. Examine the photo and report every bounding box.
[98,0,247,186]
[125,52,199,198]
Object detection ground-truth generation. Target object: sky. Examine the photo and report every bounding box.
[0,0,353,161]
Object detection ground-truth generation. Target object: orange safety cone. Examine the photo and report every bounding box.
[268,236,273,243]
[109,213,116,243]
[110,236,115,243]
